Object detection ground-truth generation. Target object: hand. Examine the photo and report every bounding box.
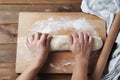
[70,32,93,80]
[26,32,52,69]
[69,32,93,62]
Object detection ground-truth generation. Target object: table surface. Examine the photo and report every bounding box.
[0,0,108,80]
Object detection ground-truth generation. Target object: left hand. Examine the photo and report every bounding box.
[26,32,52,68]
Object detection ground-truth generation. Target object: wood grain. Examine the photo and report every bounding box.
[0,24,18,43]
[0,62,72,80]
[0,12,105,44]
[0,11,101,24]
[0,62,71,80]
[0,4,81,12]
[0,62,96,80]
[0,12,18,24]
[0,63,16,75]
[0,43,99,74]
[0,44,16,63]
[0,0,81,4]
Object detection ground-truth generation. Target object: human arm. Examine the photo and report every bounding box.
[69,32,93,80]
[16,33,52,80]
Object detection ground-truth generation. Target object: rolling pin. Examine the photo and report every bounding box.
[91,12,120,80]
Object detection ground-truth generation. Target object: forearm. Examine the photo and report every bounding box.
[16,61,42,80]
[71,58,88,80]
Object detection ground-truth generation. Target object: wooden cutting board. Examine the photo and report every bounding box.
[16,12,106,73]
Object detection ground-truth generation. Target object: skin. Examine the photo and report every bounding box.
[69,32,93,80]
[16,33,52,80]
[16,32,93,80]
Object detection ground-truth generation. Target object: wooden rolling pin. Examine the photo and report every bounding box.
[91,12,120,80]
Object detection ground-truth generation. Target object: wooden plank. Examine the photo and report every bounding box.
[0,63,16,75]
[0,63,72,80]
[0,62,106,80]
[0,63,18,80]
[0,23,18,43]
[40,51,99,74]
[36,74,71,80]
[0,4,81,12]
[0,43,100,74]
[0,62,72,80]
[0,11,101,24]
[0,44,16,63]
[0,12,18,24]
[0,12,104,44]
[0,75,17,80]
[0,0,81,4]
[0,75,71,80]
[0,43,99,74]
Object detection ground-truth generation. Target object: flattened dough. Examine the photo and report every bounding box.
[50,35,103,51]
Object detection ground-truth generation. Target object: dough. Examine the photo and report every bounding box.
[50,35,70,51]
[50,35,103,51]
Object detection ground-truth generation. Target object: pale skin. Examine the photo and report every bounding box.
[69,32,93,80]
[16,32,93,80]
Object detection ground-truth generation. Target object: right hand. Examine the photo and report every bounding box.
[69,32,93,62]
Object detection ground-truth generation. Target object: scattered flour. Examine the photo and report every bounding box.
[31,17,99,36]
[49,61,75,72]
[61,61,75,67]
[18,37,32,61]
[23,17,99,68]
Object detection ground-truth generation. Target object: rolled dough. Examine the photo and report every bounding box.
[50,35,103,51]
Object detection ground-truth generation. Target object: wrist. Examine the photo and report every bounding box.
[25,64,40,76]
[74,57,89,68]
[30,59,44,70]
[74,58,88,71]
[30,62,41,70]
[75,56,88,63]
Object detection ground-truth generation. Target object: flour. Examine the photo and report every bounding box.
[18,37,32,61]
[31,17,73,33]
[31,17,99,36]
[49,64,61,70]
[24,17,99,68]
[61,61,75,67]
[49,61,75,72]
